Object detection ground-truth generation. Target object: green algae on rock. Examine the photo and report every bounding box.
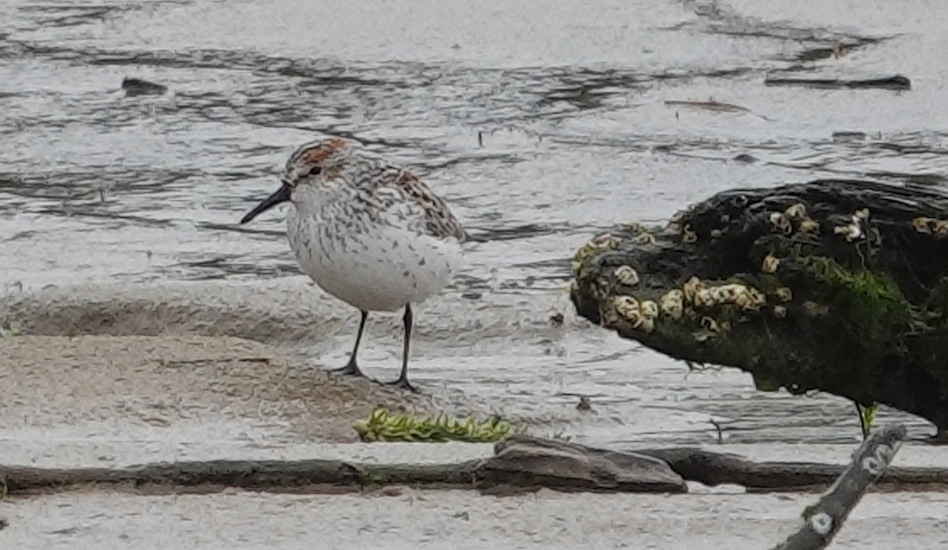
[570,179,948,433]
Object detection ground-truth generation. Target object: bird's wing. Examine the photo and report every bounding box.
[371,168,467,242]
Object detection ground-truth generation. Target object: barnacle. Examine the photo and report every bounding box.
[784,203,807,220]
[934,220,948,238]
[710,228,723,238]
[635,231,657,245]
[834,222,862,242]
[682,224,698,244]
[762,253,780,274]
[573,232,621,270]
[913,216,948,238]
[667,210,687,233]
[775,287,793,302]
[640,300,660,319]
[620,222,648,233]
[683,276,706,303]
[736,287,767,311]
[694,288,716,308]
[622,307,645,328]
[711,284,744,303]
[660,290,685,320]
[354,408,525,443]
[773,305,788,318]
[613,296,654,332]
[700,316,720,332]
[913,217,933,234]
[614,265,640,286]
[855,208,870,220]
[769,212,792,235]
[590,232,619,247]
[798,219,820,234]
[613,296,641,318]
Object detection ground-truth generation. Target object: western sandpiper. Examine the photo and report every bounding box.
[240,136,466,392]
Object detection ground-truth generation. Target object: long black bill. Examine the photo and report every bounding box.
[240,183,291,224]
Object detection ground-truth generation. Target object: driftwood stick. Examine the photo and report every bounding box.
[0,458,484,494]
[631,445,948,490]
[0,432,937,497]
[772,423,908,550]
[0,436,686,496]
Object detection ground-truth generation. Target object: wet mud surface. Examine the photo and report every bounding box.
[4,490,948,550]
[4,0,948,546]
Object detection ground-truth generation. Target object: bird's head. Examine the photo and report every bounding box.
[240,136,361,224]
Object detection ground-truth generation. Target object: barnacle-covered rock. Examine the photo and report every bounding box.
[570,178,948,433]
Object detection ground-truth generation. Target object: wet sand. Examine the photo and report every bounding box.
[4,489,948,550]
[0,333,435,446]
[4,302,948,550]
[5,0,948,546]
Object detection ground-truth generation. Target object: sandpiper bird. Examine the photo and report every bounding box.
[240,136,466,392]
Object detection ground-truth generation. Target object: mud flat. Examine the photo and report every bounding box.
[0,334,441,445]
[3,293,948,549]
[3,489,948,550]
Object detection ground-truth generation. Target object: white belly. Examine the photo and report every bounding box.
[287,211,462,313]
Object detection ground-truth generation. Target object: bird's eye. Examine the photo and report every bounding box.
[308,166,322,176]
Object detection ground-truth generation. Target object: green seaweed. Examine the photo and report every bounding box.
[0,321,20,337]
[797,255,915,349]
[856,402,879,439]
[354,408,526,443]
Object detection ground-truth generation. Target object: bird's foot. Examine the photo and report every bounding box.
[385,376,419,393]
[330,361,365,378]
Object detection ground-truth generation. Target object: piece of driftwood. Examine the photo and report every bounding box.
[633,444,948,491]
[570,179,948,432]
[0,435,684,496]
[764,75,911,91]
[2,434,947,497]
[773,424,907,550]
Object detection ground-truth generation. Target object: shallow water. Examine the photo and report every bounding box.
[2,0,948,450]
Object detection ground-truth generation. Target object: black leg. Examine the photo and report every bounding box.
[386,304,418,392]
[331,310,368,377]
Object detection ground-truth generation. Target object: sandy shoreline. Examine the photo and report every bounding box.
[0,334,437,445]
[4,489,948,550]
[3,287,948,550]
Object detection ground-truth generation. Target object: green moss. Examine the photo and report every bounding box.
[797,255,915,350]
